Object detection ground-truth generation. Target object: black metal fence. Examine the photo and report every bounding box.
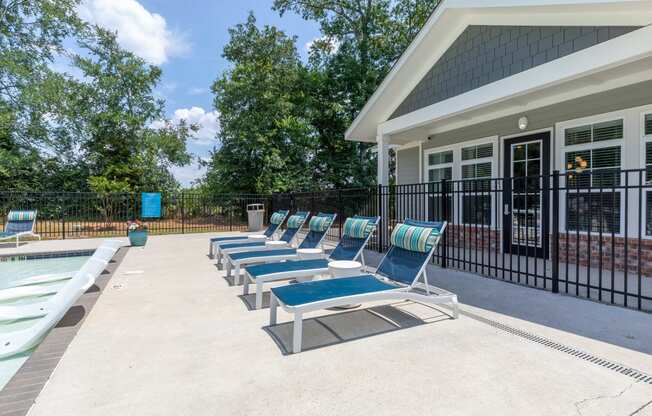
[0,192,270,239]
[2,168,651,311]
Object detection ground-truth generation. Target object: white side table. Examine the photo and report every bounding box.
[328,260,363,309]
[248,235,267,243]
[297,248,324,260]
[265,240,288,249]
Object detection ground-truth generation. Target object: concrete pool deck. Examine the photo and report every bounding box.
[18,233,652,415]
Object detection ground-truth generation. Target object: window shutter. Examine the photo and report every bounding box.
[645,114,652,136]
[592,120,623,142]
[592,146,621,169]
[565,125,591,146]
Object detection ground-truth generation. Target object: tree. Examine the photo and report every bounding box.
[70,27,193,193]
[274,0,438,186]
[204,14,315,194]
[0,0,83,149]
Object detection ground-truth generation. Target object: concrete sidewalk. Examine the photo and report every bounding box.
[26,233,652,416]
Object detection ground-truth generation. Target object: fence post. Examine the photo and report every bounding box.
[337,189,343,239]
[181,193,185,234]
[551,170,560,294]
[377,184,384,253]
[441,178,448,269]
[60,201,65,240]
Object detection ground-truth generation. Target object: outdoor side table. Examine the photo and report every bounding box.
[265,240,288,249]
[297,248,323,260]
[328,260,363,309]
[248,235,267,243]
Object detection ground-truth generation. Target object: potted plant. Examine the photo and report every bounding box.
[127,220,148,247]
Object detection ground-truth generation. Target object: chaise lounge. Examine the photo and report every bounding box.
[224,213,336,284]
[0,210,41,248]
[209,210,289,258]
[268,219,458,353]
[243,215,379,309]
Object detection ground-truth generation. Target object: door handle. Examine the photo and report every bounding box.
[504,204,510,216]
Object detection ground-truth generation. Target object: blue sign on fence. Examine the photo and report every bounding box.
[141,193,161,218]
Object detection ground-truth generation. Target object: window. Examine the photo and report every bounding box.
[426,150,453,183]
[563,119,623,233]
[567,193,620,233]
[644,114,652,235]
[461,143,493,225]
[426,150,453,221]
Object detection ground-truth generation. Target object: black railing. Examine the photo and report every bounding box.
[2,168,651,311]
[0,192,270,239]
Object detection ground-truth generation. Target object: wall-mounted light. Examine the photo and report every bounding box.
[518,116,529,131]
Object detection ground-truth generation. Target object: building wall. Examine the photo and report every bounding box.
[392,100,652,276]
[391,25,641,119]
[396,146,420,185]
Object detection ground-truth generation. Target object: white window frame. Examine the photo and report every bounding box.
[425,149,454,183]
[423,136,498,227]
[558,111,626,236]
[639,107,652,238]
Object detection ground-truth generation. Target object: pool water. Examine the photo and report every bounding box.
[0,254,92,389]
[0,255,91,289]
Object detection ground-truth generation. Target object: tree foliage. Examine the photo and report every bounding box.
[204,14,314,194]
[71,28,192,193]
[0,1,192,193]
[205,1,438,193]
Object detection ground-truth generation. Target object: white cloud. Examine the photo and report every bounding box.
[153,107,219,145]
[172,107,219,145]
[171,161,207,188]
[78,0,188,65]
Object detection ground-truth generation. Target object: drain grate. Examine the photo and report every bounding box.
[460,309,652,385]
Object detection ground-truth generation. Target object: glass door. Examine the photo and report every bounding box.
[503,132,551,258]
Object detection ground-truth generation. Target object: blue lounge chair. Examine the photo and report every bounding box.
[209,210,289,258]
[268,219,458,353]
[243,216,380,309]
[225,213,337,285]
[219,212,310,270]
[0,210,40,247]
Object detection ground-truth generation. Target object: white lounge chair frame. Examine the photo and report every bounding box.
[1,210,41,247]
[243,217,379,309]
[269,224,458,353]
[225,214,333,284]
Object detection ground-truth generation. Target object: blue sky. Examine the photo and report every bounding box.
[77,0,321,186]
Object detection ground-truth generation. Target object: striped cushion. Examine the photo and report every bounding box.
[390,223,440,253]
[270,212,285,225]
[309,215,333,232]
[343,218,370,238]
[7,210,36,221]
[287,215,305,229]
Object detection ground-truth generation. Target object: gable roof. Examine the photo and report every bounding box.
[345,0,652,143]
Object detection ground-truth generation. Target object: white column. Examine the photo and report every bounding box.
[377,133,390,185]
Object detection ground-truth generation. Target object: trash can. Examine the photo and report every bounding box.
[246,204,265,232]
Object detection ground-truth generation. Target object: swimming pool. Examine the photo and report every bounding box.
[0,253,92,289]
[0,251,94,389]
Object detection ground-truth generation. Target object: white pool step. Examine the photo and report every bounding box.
[10,273,73,288]
[0,284,64,303]
[0,239,124,359]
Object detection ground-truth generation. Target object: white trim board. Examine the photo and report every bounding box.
[346,0,652,143]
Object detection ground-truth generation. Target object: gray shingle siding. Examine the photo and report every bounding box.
[390,25,641,119]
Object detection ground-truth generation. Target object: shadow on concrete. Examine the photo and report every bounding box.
[360,249,652,356]
[221,275,243,287]
[238,292,271,310]
[264,303,450,355]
